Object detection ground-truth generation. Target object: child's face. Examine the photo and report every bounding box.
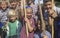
[9,16,17,22]
[1,1,7,10]
[10,2,17,9]
[44,1,52,10]
[26,8,32,19]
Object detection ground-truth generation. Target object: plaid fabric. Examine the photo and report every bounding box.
[31,4,38,22]
[0,8,9,23]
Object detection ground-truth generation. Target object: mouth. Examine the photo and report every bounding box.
[47,7,52,10]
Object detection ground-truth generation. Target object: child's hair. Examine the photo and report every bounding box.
[8,9,17,17]
[9,0,17,3]
[26,6,33,13]
[44,0,52,4]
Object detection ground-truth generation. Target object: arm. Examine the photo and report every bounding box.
[56,7,60,15]
[17,21,22,38]
[48,9,57,27]
[48,10,57,18]
[25,18,34,32]
[27,21,34,32]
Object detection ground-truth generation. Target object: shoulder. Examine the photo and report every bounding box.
[0,10,2,13]
[54,6,60,12]
[16,20,21,23]
[16,20,22,25]
[0,22,3,25]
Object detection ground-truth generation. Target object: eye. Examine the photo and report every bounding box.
[45,4,47,6]
[48,4,51,5]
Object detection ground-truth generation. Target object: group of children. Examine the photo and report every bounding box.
[0,0,60,38]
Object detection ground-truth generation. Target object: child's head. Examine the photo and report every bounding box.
[26,6,33,19]
[8,9,17,22]
[1,1,8,10]
[36,19,42,30]
[44,0,52,10]
[10,0,17,9]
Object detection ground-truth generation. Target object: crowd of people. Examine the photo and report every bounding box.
[0,0,60,38]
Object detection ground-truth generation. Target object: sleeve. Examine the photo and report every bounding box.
[41,31,51,38]
[56,7,60,16]
[31,19,35,28]
[17,21,22,38]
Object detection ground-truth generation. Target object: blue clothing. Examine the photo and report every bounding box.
[43,6,60,32]
[41,31,51,38]
[0,22,3,28]
[34,31,51,38]
[34,34,39,38]
[54,17,60,38]
[43,6,60,38]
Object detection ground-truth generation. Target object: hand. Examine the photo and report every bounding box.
[48,9,55,15]
[43,35,48,38]
[48,9,57,18]
[24,18,29,23]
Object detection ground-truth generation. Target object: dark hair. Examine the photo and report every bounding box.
[27,0,35,3]
[27,0,35,5]
[9,0,17,3]
[44,0,52,4]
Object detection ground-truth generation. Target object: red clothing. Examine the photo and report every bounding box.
[20,18,35,38]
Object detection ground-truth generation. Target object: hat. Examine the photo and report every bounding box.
[26,6,32,8]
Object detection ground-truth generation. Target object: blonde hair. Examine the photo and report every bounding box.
[8,9,17,17]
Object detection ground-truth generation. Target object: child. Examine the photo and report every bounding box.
[34,19,51,38]
[20,6,35,38]
[7,9,22,38]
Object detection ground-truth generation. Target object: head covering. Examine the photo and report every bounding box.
[26,6,32,9]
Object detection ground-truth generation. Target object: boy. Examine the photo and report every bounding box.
[7,9,22,38]
[43,0,60,38]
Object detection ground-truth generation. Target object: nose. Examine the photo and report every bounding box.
[46,5,50,8]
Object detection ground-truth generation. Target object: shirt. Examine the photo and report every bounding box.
[6,20,22,38]
[8,20,17,36]
[0,22,3,28]
[31,4,38,22]
[0,8,9,23]
[44,6,60,25]
[20,18,35,38]
[41,31,51,38]
[34,0,43,5]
